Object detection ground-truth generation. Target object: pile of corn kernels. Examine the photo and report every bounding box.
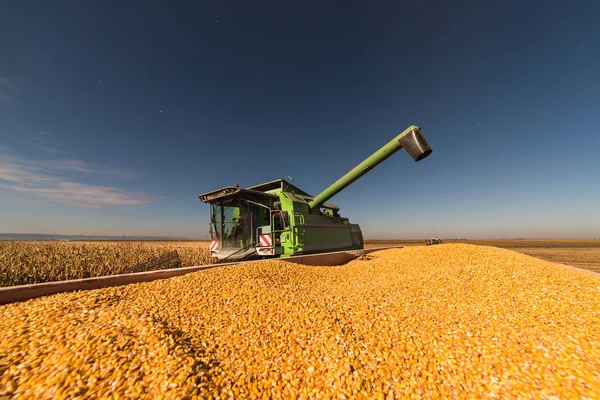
[1,244,600,399]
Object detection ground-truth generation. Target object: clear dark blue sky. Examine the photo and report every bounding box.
[1,1,599,239]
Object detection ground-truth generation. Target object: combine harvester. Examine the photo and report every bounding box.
[200,125,432,262]
[0,125,432,305]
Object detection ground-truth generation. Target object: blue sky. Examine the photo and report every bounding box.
[1,1,599,239]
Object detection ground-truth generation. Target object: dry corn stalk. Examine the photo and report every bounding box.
[0,242,211,287]
[1,244,600,398]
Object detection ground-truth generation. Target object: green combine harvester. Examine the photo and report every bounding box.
[199,125,432,262]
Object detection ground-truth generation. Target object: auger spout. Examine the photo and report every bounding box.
[308,125,432,210]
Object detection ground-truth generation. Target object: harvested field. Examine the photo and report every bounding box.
[508,247,600,274]
[2,244,600,398]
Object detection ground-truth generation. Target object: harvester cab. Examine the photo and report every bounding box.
[199,125,433,262]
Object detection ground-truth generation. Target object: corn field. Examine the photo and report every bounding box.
[1,244,600,398]
[0,242,211,287]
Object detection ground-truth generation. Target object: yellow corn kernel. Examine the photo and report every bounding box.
[1,244,599,398]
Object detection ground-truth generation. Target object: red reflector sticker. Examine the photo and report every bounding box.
[258,234,272,247]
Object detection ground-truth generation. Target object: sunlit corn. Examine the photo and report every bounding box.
[1,244,600,398]
[0,242,211,287]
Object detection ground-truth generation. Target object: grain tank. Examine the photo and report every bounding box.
[199,125,432,261]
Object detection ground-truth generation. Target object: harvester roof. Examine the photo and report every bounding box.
[199,178,340,210]
[248,179,340,210]
[198,186,278,203]
[247,179,311,197]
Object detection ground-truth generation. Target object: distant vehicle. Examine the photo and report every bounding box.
[425,237,443,246]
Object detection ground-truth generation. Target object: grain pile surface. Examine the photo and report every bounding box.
[1,244,600,399]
